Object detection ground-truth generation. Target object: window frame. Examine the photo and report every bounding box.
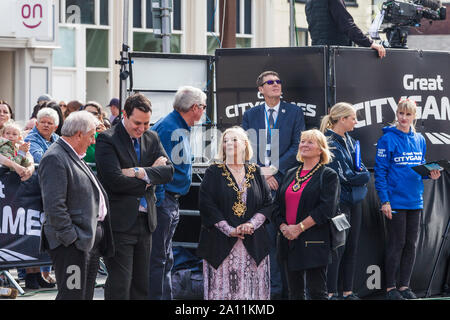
[206,0,254,51]
[131,0,184,53]
[58,0,112,72]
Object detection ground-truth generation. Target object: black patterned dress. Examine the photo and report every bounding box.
[202,181,270,300]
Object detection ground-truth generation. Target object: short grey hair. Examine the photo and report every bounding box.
[173,86,207,112]
[61,111,99,137]
[37,108,59,127]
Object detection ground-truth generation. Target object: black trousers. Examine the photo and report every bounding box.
[49,222,103,300]
[327,201,363,294]
[104,213,151,300]
[284,264,328,300]
[384,209,421,289]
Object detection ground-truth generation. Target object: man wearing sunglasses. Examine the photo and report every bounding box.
[242,70,305,299]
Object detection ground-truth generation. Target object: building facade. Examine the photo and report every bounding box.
[0,0,384,122]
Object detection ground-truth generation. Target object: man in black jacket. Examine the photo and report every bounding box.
[305,0,386,58]
[95,93,174,299]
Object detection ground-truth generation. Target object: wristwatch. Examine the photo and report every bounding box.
[133,167,139,178]
[382,201,390,206]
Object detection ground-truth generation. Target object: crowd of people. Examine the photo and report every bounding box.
[0,96,119,293]
[0,69,444,300]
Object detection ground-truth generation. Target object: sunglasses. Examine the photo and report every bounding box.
[263,79,282,86]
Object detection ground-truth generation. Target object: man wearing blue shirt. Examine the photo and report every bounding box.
[149,86,207,300]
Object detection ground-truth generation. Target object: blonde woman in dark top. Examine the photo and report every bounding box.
[197,126,273,300]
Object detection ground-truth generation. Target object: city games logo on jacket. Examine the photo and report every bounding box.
[354,74,449,145]
[393,152,424,165]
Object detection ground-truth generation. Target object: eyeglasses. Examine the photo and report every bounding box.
[263,79,282,86]
[197,104,207,110]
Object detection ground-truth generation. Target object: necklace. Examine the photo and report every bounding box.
[292,162,323,192]
[218,163,257,217]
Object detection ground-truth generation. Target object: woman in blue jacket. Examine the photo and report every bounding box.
[374,99,441,300]
[320,102,370,300]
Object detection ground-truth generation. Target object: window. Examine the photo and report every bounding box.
[132,0,183,53]
[55,0,112,107]
[100,0,109,25]
[65,0,95,25]
[296,28,309,46]
[53,27,76,67]
[207,0,253,55]
[86,29,109,68]
[63,0,110,25]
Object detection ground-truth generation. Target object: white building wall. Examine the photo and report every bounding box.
[0,0,57,123]
[408,35,450,52]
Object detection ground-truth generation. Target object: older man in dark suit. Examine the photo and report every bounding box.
[95,93,174,300]
[39,111,114,300]
[242,70,305,299]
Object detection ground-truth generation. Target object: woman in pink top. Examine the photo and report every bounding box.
[272,129,340,300]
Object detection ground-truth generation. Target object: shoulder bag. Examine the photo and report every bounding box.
[320,169,351,251]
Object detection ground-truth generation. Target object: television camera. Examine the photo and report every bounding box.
[371,0,447,48]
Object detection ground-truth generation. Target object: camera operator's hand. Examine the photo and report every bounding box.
[371,42,386,59]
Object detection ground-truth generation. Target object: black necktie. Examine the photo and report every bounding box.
[267,109,275,145]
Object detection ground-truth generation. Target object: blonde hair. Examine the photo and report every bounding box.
[296,129,332,164]
[395,99,417,133]
[2,120,23,138]
[216,126,253,162]
[320,102,356,133]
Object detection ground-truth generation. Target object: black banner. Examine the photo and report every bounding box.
[0,170,51,269]
[333,47,450,168]
[215,47,328,131]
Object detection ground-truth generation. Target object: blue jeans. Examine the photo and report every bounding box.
[148,193,180,300]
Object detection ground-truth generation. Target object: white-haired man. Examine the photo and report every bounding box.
[149,86,206,300]
[38,111,114,300]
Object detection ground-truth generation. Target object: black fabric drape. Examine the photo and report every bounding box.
[352,171,450,298]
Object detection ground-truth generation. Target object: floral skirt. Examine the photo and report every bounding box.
[203,239,270,300]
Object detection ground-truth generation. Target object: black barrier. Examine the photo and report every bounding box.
[332,47,450,168]
[201,46,450,298]
[215,47,328,131]
[0,170,51,269]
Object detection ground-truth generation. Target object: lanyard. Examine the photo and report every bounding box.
[264,108,278,138]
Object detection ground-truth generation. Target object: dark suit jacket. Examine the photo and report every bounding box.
[272,165,340,271]
[95,122,174,233]
[242,101,305,182]
[38,139,114,258]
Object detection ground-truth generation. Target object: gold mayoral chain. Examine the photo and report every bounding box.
[219,163,257,217]
[292,162,323,192]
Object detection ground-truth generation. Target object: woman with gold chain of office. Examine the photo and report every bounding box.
[197,126,273,300]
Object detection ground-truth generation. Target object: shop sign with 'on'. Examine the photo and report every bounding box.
[16,0,53,40]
